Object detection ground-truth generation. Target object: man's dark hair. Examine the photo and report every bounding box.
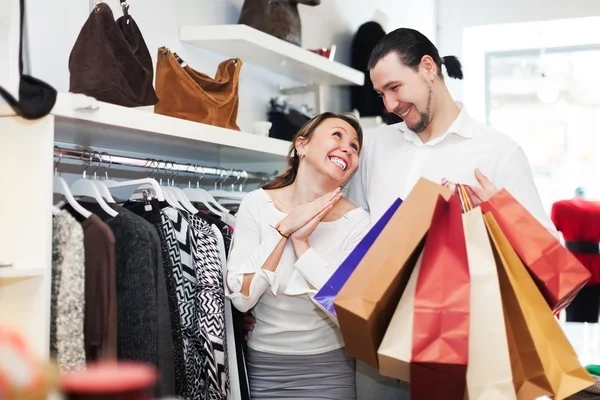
[367,28,463,80]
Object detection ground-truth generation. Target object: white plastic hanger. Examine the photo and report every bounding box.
[89,151,116,203]
[53,148,91,218]
[182,166,228,215]
[164,163,199,214]
[123,160,181,209]
[70,152,118,217]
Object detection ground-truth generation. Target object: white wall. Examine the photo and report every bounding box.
[22,0,436,132]
[437,0,600,101]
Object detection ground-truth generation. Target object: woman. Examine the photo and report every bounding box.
[226,112,370,399]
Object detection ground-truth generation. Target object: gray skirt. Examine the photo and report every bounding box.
[246,346,356,399]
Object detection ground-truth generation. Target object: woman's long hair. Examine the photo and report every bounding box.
[262,112,363,190]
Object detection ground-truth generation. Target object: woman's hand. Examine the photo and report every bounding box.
[276,188,341,237]
[290,191,342,244]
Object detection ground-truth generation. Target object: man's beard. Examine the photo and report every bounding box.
[401,86,432,133]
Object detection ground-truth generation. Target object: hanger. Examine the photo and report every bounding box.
[109,159,167,203]
[90,151,116,203]
[182,165,226,215]
[53,147,92,218]
[70,150,118,217]
[99,152,118,187]
[154,160,185,210]
[216,170,248,201]
[164,162,199,214]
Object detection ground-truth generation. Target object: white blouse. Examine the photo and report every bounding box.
[226,188,370,355]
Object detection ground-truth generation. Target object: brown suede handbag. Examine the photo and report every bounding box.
[237,0,321,46]
[68,0,158,107]
[154,47,242,131]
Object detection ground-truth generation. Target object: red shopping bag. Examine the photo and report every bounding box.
[481,189,590,312]
[410,193,470,400]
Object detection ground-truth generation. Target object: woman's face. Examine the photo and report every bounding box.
[296,117,361,184]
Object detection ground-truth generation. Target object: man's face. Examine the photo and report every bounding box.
[370,52,433,133]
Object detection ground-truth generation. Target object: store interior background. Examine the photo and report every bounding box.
[22,0,600,364]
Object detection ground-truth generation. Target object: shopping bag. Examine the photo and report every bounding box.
[377,251,425,383]
[334,178,452,368]
[462,206,515,400]
[481,189,590,312]
[410,194,470,400]
[313,198,403,324]
[485,213,594,400]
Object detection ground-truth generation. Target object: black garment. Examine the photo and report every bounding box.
[124,200,186,397]
[566,284,600,323]
[350,21,402,125]
[66,203,163,396]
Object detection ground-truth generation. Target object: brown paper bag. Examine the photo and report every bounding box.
[334,178,452,368]
[485,213,594,400]
[377,252,423,382]
[463,207,515,400]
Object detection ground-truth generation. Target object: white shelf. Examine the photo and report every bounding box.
[51,93,290,165]
[0,267,45,279]
[180,24,365,87]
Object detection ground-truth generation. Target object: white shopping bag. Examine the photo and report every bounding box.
[463,207,515,400]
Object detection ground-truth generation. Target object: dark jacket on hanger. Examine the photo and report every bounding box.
[350,21,402,125]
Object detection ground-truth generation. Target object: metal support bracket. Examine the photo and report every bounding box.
[278,84,325,114]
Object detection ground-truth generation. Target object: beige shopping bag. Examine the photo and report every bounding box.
[462,207,515,400]
[377,252,424,383]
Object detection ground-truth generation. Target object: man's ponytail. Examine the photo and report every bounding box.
[442,55,463,80]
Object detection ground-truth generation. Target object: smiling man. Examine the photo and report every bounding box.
[346,27,557,399]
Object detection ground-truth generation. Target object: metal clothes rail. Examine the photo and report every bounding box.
[53,146,273,184]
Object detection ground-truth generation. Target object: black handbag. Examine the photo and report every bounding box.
[0,0,56,119]
[267,97,312,142]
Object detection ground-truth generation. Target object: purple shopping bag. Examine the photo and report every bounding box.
[314,198,403,324]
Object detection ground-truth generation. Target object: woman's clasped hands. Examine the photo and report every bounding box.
[275,187,342,243]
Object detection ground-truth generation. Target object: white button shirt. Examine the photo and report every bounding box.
[347,103,557,236]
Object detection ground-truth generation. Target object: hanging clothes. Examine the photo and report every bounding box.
[62,202,168,397]
[195,208,251,400]
[50,210,86,372]
[551,199,600,323]
[55,191,239,400]
[124,199,187,397]
[186,210,228,399]
[79,214,117,362]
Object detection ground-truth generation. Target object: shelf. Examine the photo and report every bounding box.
[180,24,365,87]
[0,267,45,279]
[50,93,290,166]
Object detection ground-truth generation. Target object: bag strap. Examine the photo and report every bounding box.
[119,0,129,15]
[0,0,57,119]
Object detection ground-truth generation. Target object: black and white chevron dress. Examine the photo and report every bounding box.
[189,214,228,399]
[160,208,204,399]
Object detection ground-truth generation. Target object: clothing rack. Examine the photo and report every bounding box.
[54,146,272,184]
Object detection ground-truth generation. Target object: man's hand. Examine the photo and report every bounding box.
[472,168,497,202]
[243,311,255,341]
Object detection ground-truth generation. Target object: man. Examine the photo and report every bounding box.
[346,27,557,399]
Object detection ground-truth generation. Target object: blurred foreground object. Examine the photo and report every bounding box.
[0,326,58,400]
[60,362,157,400]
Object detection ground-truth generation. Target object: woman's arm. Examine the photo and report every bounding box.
[285,213,371,295]
[226,196,288,313]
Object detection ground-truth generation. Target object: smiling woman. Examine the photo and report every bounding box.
[262,111,363,190]
[225,112,369,399]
